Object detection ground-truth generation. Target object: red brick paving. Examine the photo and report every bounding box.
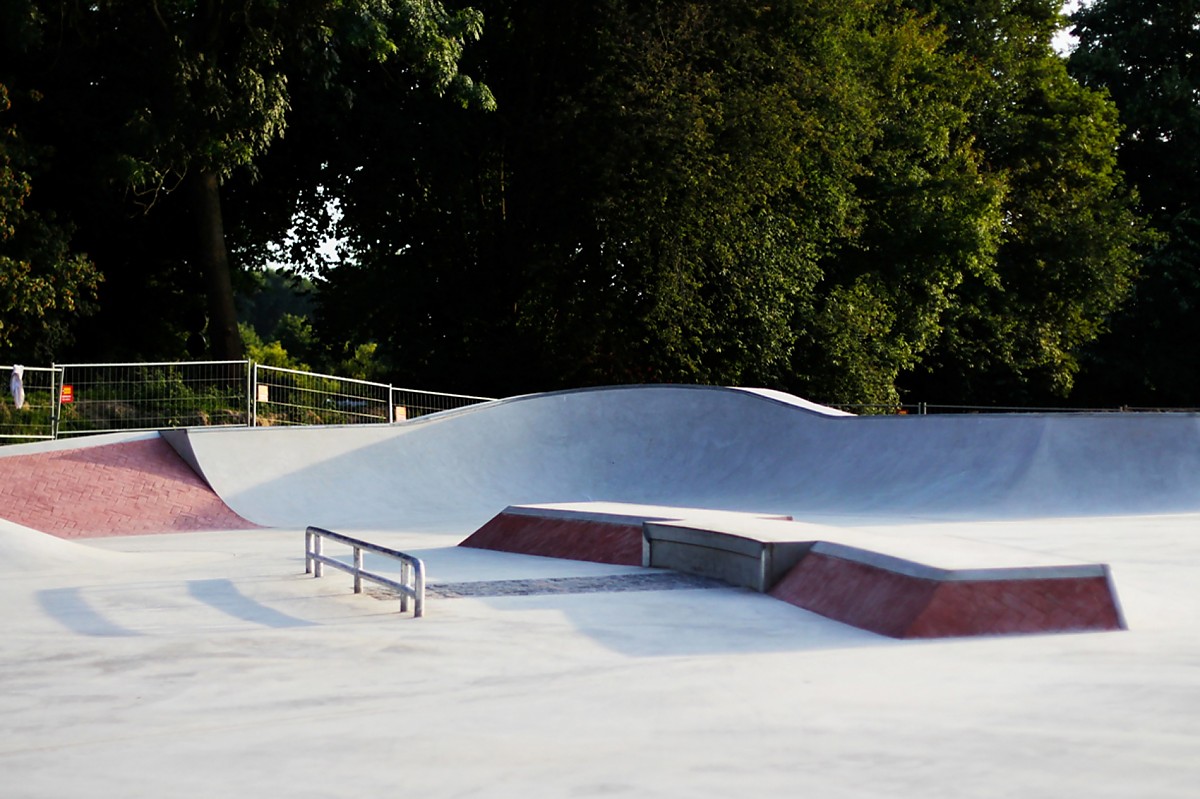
[909,576,1123,637]
[460,510,644,565]
[0,437,260,538]
[769,553,940,638]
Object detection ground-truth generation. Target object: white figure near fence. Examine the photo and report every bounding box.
[9,365,25,410]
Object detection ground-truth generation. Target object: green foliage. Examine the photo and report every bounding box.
[237,269,316,344]
[792,3,1006,405]
[0,386,57,439]
[306,0,1139,405]
[0,81,102,360]
[62,0,494,201]
[889,0,1145,404]
[514,0,856,387]
[240,322,310,371]
[332,342,388,382]
[239,316,388,383]
[1,0,1151,407]
[1,0,490,362]
[1068,0,1200,404]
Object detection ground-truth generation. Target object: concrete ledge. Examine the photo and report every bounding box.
[459,503,793,567]
[456,502,1126,639]
[643,522,813,592]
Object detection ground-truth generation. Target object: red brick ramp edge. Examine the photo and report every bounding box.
[0,436,261,538]
[768,543,1126,638]
[460,505,798,566]
[460,507,649,566]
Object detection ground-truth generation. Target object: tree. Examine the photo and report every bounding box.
[792,2,1005,405]
[516,0,861,387]
[1069,0,1200,404]
[897,0,1144,404]
[1,0,491,360]
[256,0,1143,406]
[308,0,997,399]
[0,80,101,360]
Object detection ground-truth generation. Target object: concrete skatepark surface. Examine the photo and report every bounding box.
[2,385,1200,797]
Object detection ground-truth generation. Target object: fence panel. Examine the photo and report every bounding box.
[253,365,392,426]
[1,365,62,441]
[391,387,493,421]
[55,361,251,437]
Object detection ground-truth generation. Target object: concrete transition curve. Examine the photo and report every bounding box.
[173,384,1200,529]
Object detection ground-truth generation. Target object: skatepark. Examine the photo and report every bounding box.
[2,384,1199,796]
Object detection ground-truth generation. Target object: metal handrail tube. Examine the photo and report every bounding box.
[258,364,390,389]
[391,386,495,402]
[53,360,249,369]
[304,526,425,617]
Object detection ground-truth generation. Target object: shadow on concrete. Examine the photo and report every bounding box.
[471,585,891,657]
[186,579,316,629]
[36,587,142,637]
[376,545,893,657]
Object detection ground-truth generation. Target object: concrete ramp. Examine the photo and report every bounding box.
[0,517,132,571]
[168,385,1200,529]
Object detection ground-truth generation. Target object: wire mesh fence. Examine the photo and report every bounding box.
[250,368,494,425]
[0,359,497,444]
[1,365,62,441]
[252,365,393,426]
[391,387,494,420]
[55,361,251,437]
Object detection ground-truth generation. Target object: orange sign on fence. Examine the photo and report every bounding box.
[59,385,74,404]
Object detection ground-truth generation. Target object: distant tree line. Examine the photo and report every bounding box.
[0,0,1194,407]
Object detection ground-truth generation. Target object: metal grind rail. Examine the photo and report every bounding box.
[305,526,425,617]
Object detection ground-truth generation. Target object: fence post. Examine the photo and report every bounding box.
[50,363,61,440]
[245,360,253,428]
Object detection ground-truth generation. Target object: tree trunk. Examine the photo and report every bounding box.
[191,169,244,359]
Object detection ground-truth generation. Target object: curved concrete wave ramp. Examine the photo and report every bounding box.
[172,384,1200,530]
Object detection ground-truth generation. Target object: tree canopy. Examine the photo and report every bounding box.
[1,0,1166,410]
[1068,0,1200,405]
[0,0,491,361]
[301,0,1143,404]
[0,80,101,359]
